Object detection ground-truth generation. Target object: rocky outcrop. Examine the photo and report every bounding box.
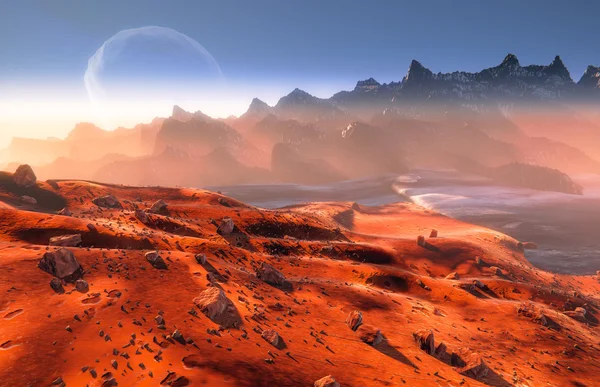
[193,287,229,321]
[314,375,340,387]
[58,208,72,216]
[92,194,122,209]
[255,262,286,286]
[49,234,82,247]
[357,324,383,346]
[135,209,151,224]
[20,195,37,205]
[261,329,282,348]
[451,348,490,380]
[217,218,235,236]
[346,310,363,331]
[149,199,167,214]
[13,164,37,188]
[145,251,167,270]
[413,329,435,355]
[38,248,83,283]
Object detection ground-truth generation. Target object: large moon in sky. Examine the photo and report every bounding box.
[84,26,225,129]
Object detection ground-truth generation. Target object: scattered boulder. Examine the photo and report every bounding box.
[429,229,438,238]
[135,209,151,224]
[490,266,503,276]
[172,329,186,344]
[75,279,89,293]
[13,164,37,188]
[87,223,97,233]
[46,179,59,190]
[20,195,37,205]
[314,375,340,387]
[416,278,431,290]
[357,324,383,346]
[564,309,587,322]
[50,278,65,294]
[145,251,167,270]
[193,287,229,320]
[256,262,286,286]
[58,208,72,216]
[195,253,207,265]
[434,342,447,359]
[445,272,460,280]
[38,248,83,283]
[149,199,168,214]
[451,348,490,380]
[413,329,435,355]
[534,312,561,330]
[417,235,426,247]
[217,217,235,236]
[261,329,281,348]
[346,310,363,331]
[472,280,486,289]
[92,194,122,209]
[49,234,82,247]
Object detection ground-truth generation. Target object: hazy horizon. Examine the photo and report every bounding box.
[2,0,600,147]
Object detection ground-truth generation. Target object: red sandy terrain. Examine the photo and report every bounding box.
[0,168,599,387]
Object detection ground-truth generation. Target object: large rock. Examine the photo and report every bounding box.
[357,324,383,346]
[50,278,65,294]
[38,248,83,283]
[149,199,168,214]
[58,208,72,216]
[256,262,286,286]
[13,164,37,188]
[261,329,281,348]
[75,279,89,293]
[451,348,490,380]
[49,234,82,247]
[413,329,435,355]
[135,209,151,224]
[145,251,167,270]
[20,195,37,205]
[346,310,363,331]
[193,287,229,320]
[314,375,339,387]
[564,307,587,322]
[217,217,235,236]
[92,194,122,209]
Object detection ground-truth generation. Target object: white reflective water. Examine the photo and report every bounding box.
[211,170,600,275]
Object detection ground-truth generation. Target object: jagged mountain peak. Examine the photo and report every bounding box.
[246,98,272,115]
[578,65,600,88]
[354,77,381,91]
[171,105,213,123]
[501,53,520,67]
[547,55,571,79]
[289,88,311,97]
[276,88,320,107]
[404,59,433,83]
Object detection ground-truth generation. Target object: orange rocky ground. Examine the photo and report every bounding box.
[0,168,599,387]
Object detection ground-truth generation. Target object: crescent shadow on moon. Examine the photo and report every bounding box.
[83,25,225,125]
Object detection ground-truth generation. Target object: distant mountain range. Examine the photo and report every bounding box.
[2,54,600,194]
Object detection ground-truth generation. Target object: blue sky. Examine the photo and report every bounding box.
[0,0,599,143]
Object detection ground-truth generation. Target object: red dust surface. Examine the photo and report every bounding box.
[0,172,599,386]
